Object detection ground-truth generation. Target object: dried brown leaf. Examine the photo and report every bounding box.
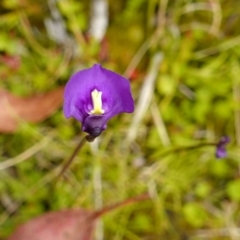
[7,193,149,240]
[0,87,64,133]
[8,209,95,240]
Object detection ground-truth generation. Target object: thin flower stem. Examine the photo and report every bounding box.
[56,136,87,180]
[153,142,217,158]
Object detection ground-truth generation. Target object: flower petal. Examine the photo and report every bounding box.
[215,136,230,159]
[63,64,134,136]
[216,146,227,158]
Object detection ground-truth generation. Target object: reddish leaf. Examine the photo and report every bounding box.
[0,87,64,133]
[8,209,95,240]
[8,194,149,240]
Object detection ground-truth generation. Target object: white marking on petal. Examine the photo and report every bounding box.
[90,89,105,114]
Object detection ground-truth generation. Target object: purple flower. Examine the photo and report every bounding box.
[63,64,134,138]
[215,136,230,158]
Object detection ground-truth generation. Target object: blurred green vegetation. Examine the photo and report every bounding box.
[0,0,240,239]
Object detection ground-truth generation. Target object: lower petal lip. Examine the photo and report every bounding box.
[82,114,107,137]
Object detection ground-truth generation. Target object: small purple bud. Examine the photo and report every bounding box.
[215,136,230,159]
[63,64,134,138]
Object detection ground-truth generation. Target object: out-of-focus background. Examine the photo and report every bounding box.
[0,0,239,239]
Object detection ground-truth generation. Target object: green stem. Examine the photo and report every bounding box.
[153,142,217,158]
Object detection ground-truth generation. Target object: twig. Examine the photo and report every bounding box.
[89,0,108,41]
[156,0,168,36]
[124,37,154,78]
[123,0,168,79]
[194,228,240,238]
[232,60,240,146]
[0,138,50,171]
[209,0,222,36]
[126,53,163,143]
[150,100,171,147]
[193,35,240,59]
[93,192,150,219]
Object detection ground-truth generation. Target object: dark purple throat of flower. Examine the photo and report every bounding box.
[63,64,134,139]
[82,114,107,138]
